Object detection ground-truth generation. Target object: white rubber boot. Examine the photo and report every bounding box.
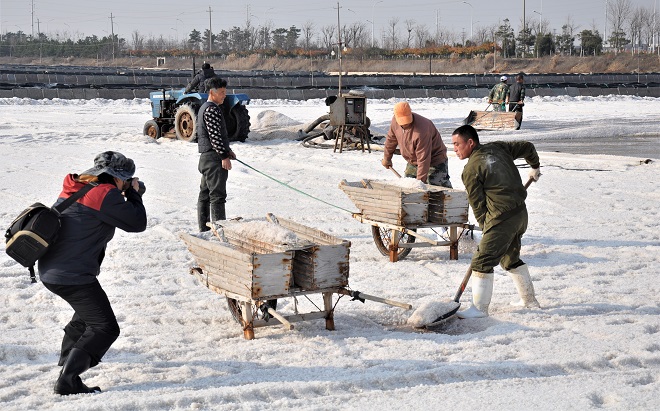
[507,265,540,308]
[457,271,494,319]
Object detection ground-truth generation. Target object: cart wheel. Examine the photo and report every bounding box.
[226,298,277,325]
[371,226,416,260]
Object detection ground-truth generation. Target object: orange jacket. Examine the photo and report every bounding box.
[384,113,448,182]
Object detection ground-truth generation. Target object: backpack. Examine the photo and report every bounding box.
[4,182,97,283]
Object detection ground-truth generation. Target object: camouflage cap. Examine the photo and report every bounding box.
[82,151,135,181]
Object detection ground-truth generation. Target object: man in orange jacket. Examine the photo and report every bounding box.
[382,101,452,188]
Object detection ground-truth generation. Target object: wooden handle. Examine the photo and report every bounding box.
[453,265,473,302]
[339,289,412,310]
[389,167,402,178]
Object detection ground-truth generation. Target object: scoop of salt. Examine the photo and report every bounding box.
[407,299,461,327]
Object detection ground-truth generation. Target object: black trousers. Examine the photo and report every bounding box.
[43,280,120,367]
[198,150,228,230]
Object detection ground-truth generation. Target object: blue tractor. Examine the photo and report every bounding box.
[143,88,251,142]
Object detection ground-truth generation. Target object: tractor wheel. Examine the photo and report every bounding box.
[174,104,198,142]
[143,120,160,139]
[371,226,416,260]
[226,104,251,142]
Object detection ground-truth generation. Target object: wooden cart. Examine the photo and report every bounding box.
[179,214,411,339]
[339,179,476,262]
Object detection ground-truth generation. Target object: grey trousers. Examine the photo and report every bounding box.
[198,151,228,231]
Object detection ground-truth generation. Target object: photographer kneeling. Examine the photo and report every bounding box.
[38,151,147,395]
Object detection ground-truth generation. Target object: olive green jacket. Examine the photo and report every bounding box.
[462,141,539,231]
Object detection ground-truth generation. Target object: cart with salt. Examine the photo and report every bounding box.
[180,214,410,339]
[339,179,475,262]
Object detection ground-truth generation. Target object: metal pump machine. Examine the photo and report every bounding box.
[328,91,371,153]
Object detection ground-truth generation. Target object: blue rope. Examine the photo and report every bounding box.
[235,159,355,214]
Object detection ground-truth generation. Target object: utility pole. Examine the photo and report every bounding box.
[335,2,343,94]
[208,6,213,53]
[522,0,526,57]
[371,1,383,48]
[436,10,440,44]
[31,0,35,38]
[109,13,115,60]
[605,0,608,48]
[37,18,42,63]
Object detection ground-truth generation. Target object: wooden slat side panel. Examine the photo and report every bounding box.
[180,232,293,299]
[180,233,252,263]
[251,253,292,297]
[309,245,350,289]
[224,231,286,254]
[276,217,344,246]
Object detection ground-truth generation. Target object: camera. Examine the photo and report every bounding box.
[127,178,146,195]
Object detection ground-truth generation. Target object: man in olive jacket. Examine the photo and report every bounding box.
[451,125,541,318]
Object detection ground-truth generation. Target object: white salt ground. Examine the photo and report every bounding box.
[0,95,659,410]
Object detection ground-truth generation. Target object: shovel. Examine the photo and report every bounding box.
[421,176,536,327]
[388,166,402,178]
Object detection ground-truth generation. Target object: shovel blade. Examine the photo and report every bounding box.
[424,302,461,328]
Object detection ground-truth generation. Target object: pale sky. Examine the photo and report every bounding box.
[1,0,657,43]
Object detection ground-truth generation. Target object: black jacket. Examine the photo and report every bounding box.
[185,68,216,93]
[38,175,147,285]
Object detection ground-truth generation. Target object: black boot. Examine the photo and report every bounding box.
[198,202,210,232]
[211,204,226,222]
[54,348,101,395]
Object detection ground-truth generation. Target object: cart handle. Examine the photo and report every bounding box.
[339,289,412,310]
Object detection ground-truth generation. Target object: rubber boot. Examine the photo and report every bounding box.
[54,348,101,395]
[198,203,210,232]
[457,271,494,319]
[210,204,226,223]
[57,367,101,394]
[507,265,540,308]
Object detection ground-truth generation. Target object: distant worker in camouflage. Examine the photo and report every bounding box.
[488,75,510,112]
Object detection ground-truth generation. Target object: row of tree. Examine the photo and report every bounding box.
[0,0,656,59]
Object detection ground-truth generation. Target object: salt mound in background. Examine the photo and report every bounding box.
[248,110,303,141]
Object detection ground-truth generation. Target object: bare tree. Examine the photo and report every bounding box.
[607,0,632,49]
[131,30,144,50]
[320,25,335,50]
[628,6,644,52]
[347,22,368,48]
[301,21,315,50]
[414,24,430,48]
[386,17,399,50]
[404,19,415,48]
[641,6,657,50]
[475,26,491,45]
[256,21,274,49]
[436,28,453,46]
